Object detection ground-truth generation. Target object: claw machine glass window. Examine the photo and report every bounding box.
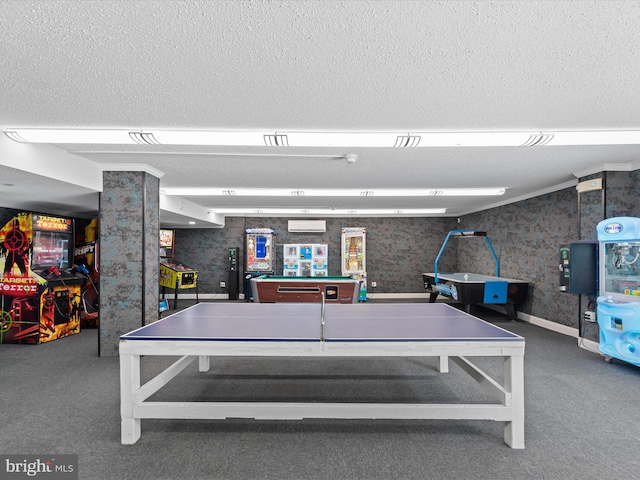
[598,219,640,299]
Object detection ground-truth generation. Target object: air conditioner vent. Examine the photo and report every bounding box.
[288,220,327,232]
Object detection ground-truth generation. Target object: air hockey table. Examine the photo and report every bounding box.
[250,275,360,303]
[119,301,525,448]
[422,272,529,320]
[423,229,529,320]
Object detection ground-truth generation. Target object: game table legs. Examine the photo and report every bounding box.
[503,354,525,448]
[120,353,142,445]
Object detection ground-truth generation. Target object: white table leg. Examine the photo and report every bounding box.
[503,354,525,449]
[438,355,449,373]
[120,353,141,444]
[199,355,210,372]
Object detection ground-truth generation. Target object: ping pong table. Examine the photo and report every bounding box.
[119,302,525,448]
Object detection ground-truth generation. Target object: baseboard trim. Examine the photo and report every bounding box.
[516,311,601,355]
[366,292,431,299]
[160,293,230,300]
[516,311,578,338]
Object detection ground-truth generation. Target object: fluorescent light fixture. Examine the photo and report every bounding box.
[4,129,139,144]
[151,130,267,146]
[7,128,640,147]
[160,187,506,197]
[281,132,401,147]
[414,132,533,147]
[545,130,640,146]
[211,208,447,216]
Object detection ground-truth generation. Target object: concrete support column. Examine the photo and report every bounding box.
[98,170,160,356]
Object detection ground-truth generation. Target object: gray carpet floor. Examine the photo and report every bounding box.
[1,302,639,480]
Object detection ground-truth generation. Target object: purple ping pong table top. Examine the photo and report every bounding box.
[120,302,522,343]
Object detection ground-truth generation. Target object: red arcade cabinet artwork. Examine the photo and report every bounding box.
[0,212,83,344]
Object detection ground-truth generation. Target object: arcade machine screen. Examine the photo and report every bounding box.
[159,229,174,259]
[31,231,72,271]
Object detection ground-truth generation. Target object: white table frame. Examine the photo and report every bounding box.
[120,337,525,448]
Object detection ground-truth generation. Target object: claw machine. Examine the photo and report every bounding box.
[341,227,367,301]
[596,217,640,367]
[244,228,275,300]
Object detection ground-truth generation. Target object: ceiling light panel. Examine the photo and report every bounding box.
[149,131,267,146]
[280,132,400,147]
[546,130,640,146]
[211,208,447,215]
[414,132,534,147]
[161,187,506,197]
[6,129,640,147]
[4,129,139,144]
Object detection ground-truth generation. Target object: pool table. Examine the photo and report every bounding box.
[250,275,360,303]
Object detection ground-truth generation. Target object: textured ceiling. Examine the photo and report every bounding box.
[1,1,640,226]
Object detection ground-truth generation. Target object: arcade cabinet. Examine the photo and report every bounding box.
[244,228,275,301]
[341,227,367,301]
[74,218,99,327]
[596,217,640,367]
[0,212,85,344]
[159,229,198,309]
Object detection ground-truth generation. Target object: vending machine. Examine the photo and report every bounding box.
[596,217,640,367]
[244,228,275,300]
[283,244,328,276]
[341,227,367,301]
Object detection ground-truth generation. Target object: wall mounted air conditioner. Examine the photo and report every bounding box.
[288,220,327,233]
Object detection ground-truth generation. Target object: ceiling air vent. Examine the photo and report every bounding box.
[521,134,553,147]
[288,220,327,233]
[264,134,289,146]
[4,131,28,143]
[394,135,421,147]
[129,132,160,145]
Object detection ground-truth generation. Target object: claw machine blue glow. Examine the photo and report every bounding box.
[341,227,366,301]
[596,217,640,367]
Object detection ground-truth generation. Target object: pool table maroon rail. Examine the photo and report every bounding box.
[250,275,360,303]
